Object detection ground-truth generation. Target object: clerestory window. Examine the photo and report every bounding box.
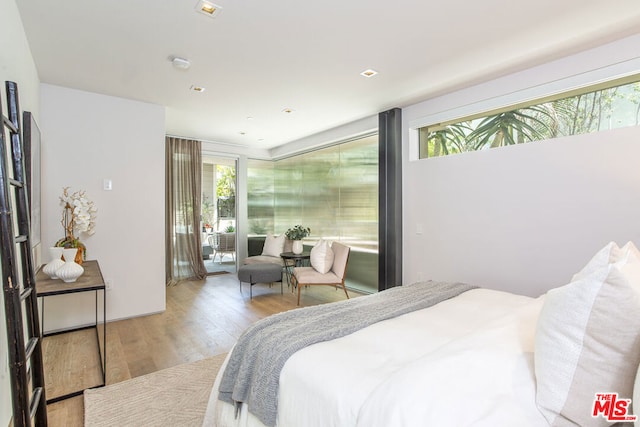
[418,76,640,159]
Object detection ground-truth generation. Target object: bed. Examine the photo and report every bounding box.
[203,241,640,427]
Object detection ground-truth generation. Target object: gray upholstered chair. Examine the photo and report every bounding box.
[291,242,350,305]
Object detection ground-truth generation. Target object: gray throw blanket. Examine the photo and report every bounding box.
[218,280,477,427]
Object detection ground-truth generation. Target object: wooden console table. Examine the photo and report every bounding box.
[36,259,106,403]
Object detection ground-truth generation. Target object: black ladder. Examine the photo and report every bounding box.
[0,81,48,426]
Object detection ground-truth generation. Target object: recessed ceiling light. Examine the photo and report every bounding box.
[360,69,378,78]
[239,131,246,135]
[195,0,222,18]
[246,116,254,120]
[190,85,206,93]
[282,108,294,114]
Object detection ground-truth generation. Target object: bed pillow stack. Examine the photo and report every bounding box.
[262,234,285,257]
[310,239,334,274]
[534,241,640,427]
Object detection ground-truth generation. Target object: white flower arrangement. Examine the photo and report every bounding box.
[60,188,97,236]
[56,188,97,258]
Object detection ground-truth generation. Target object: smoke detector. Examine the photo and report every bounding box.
[171,57,191,70]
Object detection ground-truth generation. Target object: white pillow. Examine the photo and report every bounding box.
[310,239,334,274]
[622,241,640,261]
[535,242,640,427]
[262,234,285,257]
[571,241,621,282]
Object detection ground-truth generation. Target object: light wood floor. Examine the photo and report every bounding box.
[44,273,363,426]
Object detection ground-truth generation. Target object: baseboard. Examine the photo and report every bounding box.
[41,308,167,335]
[103,309,166,324]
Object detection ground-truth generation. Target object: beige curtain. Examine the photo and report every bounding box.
[165,136,207,285]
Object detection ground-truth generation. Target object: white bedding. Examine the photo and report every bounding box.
[203,288,549,427]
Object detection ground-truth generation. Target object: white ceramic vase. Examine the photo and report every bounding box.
[57,248,84,283]
[292,240,303,254]
[42,247,65,279]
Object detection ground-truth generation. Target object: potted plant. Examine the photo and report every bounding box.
[285,225,310,254]
[201,195,215,231]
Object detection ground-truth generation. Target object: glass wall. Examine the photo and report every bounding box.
[247,134,379,293]
[247,159,275,236]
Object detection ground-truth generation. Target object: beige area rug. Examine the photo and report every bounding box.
[84,353,227,426]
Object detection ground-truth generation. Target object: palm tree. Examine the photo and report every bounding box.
[424,123,470,157]
[467,106,554,150]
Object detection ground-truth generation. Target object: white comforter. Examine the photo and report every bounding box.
[203,288,549,427]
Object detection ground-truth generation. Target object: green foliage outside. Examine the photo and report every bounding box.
[216,165,236,199]
[201,196,215,227]
[216,165,236,219]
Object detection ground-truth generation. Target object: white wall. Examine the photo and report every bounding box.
[39,84,166,331]
[403,35,640,297]
[0,0,41,422]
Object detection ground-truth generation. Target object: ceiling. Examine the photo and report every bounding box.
[16,0,640,150]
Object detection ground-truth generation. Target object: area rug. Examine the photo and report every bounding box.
[84,353,227,426]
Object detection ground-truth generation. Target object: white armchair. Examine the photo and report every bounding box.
[292,242,350,305]
[208,232,236,264]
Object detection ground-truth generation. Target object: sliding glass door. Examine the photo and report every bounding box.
[202,156,237,274]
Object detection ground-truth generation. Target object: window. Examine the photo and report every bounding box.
[419,77,640,159]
